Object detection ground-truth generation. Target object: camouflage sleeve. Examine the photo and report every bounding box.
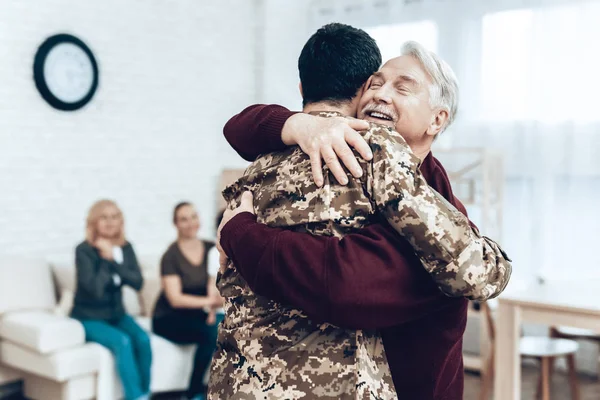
[366,125,512,300]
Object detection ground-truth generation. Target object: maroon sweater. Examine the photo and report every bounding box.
[220,104,469,400]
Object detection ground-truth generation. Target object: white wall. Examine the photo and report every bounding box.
[0,0,258,260]
[260,0,312,109]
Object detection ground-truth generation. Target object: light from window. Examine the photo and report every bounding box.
[366,20,438,63]
[481,3,600,122]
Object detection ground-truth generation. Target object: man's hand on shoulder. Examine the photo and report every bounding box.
[281,114,372,187]
[217,191,255,272]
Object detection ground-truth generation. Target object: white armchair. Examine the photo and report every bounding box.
[0,255,197,400]
[0,256,98,399]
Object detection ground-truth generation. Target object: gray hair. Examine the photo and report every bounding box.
[401,41,459,132]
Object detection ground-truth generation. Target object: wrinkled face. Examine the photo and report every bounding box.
[96,205,122,239]
[175,204,200,239]
[358,55,439,147]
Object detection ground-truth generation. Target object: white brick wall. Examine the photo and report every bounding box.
[0,0,257,260]
[261,0,311,110]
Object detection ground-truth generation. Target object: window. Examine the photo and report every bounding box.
[366,20,438,63]
[481,3,600,122]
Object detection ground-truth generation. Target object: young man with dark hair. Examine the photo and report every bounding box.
[298,22,382,106]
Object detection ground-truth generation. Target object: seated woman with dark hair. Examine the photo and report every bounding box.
[72,199,152,400]
[206,209,226,326]
[152,202,223,400]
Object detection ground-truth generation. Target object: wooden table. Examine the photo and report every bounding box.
[494,280,600,400]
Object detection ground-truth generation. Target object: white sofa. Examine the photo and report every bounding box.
[0,255,198,400]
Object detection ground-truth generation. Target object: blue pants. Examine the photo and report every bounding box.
[153,312,221,398]
[215,313,224,327]
[79,314,152,400]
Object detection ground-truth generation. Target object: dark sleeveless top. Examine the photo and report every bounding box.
[152,240,215,319]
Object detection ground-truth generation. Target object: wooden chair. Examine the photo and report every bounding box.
[550,326,600,380]
[479,301,581,400]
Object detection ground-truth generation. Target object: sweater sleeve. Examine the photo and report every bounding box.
[75,245,118,300]
[223,104,297,161]
[220,213,456,330]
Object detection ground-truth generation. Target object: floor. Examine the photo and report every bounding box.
[150,369,600,399]
[464,367,600,399]
[4,367,600,399]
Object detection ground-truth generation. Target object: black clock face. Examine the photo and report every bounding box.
[33,34,99,111]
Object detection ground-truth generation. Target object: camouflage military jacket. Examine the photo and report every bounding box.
[208,111,512,399]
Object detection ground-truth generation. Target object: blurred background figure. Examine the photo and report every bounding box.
[152,202,222,400]
[206,210,226,327]
[71,200,151,400]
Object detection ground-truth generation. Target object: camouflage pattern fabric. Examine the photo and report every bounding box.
[208,111,512,399]
[364,119,512,300]
[209,264,395,399]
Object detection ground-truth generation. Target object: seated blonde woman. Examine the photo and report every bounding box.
[152,202,223,400]
[71,199,152,400]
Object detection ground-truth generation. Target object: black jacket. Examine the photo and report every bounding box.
[71,241,143,321]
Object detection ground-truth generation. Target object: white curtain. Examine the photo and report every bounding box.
[310,0,600,284]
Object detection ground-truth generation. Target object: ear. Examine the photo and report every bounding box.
[426,109,449,137]
[359,81,369,96]
[298,82,303,98]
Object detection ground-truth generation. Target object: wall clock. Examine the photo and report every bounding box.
[33,34,99,111]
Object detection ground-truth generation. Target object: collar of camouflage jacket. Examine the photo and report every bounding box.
[308,110,345,117]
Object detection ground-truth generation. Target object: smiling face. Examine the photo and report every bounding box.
[95,204,122,239]
[174,204,200,240]
[358,55,448,149]
[86,200,124,244]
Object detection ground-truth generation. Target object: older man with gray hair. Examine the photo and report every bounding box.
[354,41,459,158]
[216,35,511,399]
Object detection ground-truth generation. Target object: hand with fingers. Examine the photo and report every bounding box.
[206,309,217,325]
[95,238,114,260]
[281,114,373,187]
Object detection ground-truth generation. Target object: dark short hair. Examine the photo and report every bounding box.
[173,201,192,224]
[298,23,382,107]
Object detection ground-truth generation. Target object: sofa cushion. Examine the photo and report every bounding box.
[139,274,161,317]
[0,311,85,354]
[0,364,22,386]
[23,373,96,400]
[148,333,196,393]
[51,260,142,317]
[135,316,152,332]
[137,254,161,274]
[0,341,99,382]
[0,257,56,315]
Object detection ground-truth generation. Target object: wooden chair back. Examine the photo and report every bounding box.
[480,301,496,344]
